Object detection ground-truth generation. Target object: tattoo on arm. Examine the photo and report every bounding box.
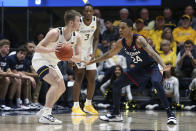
[138,37,165,67]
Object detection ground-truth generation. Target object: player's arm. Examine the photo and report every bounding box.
[88,39,123,64]
[92,18,100,55]
[23,66,38,77]
[70,34,82,63]
[136,36,167,69]
[35,29,59,53]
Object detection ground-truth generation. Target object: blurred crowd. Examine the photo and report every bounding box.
[1,5,196,112]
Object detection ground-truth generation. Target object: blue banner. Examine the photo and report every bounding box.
[0,0,161,7]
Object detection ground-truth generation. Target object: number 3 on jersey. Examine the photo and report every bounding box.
[131,55,143,63]
[84,34,90,40]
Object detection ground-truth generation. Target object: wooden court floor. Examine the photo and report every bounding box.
[0,110,196,131]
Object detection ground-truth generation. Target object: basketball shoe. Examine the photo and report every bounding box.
[99,113,123,122]
[72,106,86,116]
[83,103,98,115]
[39,114,62,124]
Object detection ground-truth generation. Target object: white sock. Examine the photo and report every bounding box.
[24,98,29,105]
[86,99,92,106]
[16,98,22,104]
[73,102,79,108]
[42,106,52,116]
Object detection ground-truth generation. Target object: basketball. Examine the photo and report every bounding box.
[55,44,73,61]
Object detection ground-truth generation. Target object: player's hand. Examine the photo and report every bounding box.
[70,56,81,63]
[28,77,36,88]
[55,43,64,52]
[89,54,95,61]
[162,65,172,72]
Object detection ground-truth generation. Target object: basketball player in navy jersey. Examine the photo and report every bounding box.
[87,19,176,124]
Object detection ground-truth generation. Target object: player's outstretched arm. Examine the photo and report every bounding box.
[136,36,168,70]
[88,39,123,64]
[70,34,82,63]
[35,29,59,53]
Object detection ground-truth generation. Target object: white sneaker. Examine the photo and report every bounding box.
[0,105,11,110]
[39,114,62,124]
[36,108,45,117]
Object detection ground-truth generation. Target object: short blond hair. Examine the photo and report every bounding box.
[64,10,81,25]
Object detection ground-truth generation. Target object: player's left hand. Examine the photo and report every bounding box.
[162,65,172,72]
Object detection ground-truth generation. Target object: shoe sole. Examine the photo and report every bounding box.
[72,112,86,116]
[167,120,177,125]
[39,118,62,125]
[99,117,123,122]
[83,108,98,115]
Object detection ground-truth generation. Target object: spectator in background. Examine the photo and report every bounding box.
[0,39,21,110]
[159,39,177,67]
[173,15,196,51]
[25,41,42,107]
[163,63,179,105]
[149,16,165,48]
[163,8,176,30]
[178,5,196,30]
[6,45,36,108]
[175,40,196,78]
[100,65,132,106]
[100,19,120,53]
[133,18,150,38]
[34,32,44,45]
[146,63,180,110]
[94,9,106,35]
[113,8,129,27]
[155,27,177,54]
[135,8,155,30]
[99,41,127,73]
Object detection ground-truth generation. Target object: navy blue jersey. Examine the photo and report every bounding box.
[6,54,28,71]
[121,34,156,68]
[25,54,33,72]
[0,53,9,71]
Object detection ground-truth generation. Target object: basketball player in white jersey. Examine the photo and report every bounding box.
[32,10,82,124]
[72,4,100,115]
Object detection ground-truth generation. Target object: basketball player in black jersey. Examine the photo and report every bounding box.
[87,19,176,124]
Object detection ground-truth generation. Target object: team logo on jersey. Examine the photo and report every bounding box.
[91,26,95,29]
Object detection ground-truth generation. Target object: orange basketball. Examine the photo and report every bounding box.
[55,44,73,61]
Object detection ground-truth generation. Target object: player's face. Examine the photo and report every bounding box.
[83,6,94,20]
[0,45,10,55]
[114,67,122,77]
[119,22,132,38]
[73,16,81,31]
[17,51,27,61]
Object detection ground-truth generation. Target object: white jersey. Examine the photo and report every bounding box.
[33,27,78,65]
[79,16,97,61]
[163,76,179,103]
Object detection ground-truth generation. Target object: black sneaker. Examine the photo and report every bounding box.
[99,113,123,122]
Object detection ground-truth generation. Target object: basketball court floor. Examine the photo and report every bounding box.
[0,110,195,131]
